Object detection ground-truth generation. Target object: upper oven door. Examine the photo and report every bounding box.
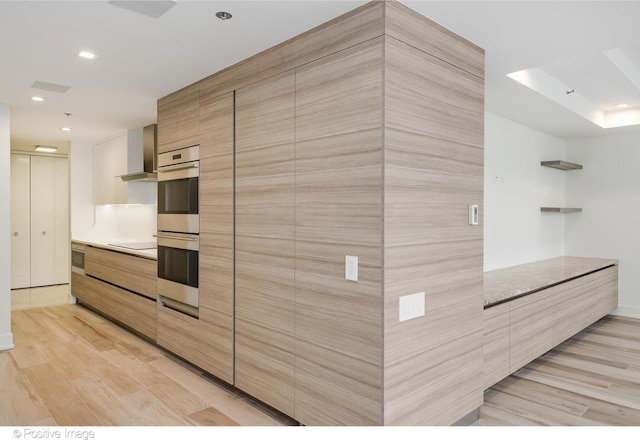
[157,146,200,233]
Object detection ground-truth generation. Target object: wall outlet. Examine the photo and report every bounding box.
[399,292,425,322]
[345,255,358,281]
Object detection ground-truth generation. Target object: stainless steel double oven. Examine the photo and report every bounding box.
[156,145,200,318]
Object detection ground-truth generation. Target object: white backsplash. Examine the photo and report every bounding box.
[75,204,156,242]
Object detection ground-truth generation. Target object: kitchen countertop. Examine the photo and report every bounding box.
[484,256,618,307]
[72,237,157,260]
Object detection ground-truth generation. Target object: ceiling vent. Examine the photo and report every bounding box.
[31,81,70,93]
[108,1,177,19]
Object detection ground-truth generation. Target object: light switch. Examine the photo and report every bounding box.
[345,255,358,281]
[399,292,425,322]
[469,204,479,225]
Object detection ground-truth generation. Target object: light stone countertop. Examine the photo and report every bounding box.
[71,237,157,260]
[484,256,618,307]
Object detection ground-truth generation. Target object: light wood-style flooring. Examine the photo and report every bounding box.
[3,300,640,426]
[1,304,290,426]
[475,314,640,425]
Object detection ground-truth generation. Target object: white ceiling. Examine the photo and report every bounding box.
[2,0,640,152]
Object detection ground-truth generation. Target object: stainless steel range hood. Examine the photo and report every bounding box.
[120,124,157,182]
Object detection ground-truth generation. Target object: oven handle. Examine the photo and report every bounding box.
[153,233,199,242]
[157,162,199,173]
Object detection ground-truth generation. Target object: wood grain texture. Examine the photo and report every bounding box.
[294,38,384,426]
[384,1,485,79]
[159,2,384,108]
[157,90,200,153]
[382,35,484,425]
[476,315,640,426]
[235,72,295,415]
[84,246,156,300]
[192,90,235,384]
[484,301,511,390]
[482,265,619,394]
[2,305,288,426]
[70,272,86,300]
[77,277,157,341]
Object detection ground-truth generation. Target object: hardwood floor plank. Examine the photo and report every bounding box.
[187,407,240,426]
[490,376,589,417]
[2,304,285,426]
[0,354,53,425]
[146,357,285,425]
[477,316,640,425]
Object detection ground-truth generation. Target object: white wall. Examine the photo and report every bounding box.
[70,140,95,235]
[0,103,14,350]
[565,131,640,317]
[484,112,567,271]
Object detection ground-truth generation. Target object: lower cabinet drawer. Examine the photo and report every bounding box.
[483,301,510,390]
[71,272,86,299]
[157,302,233,385]
[81,277,157,341]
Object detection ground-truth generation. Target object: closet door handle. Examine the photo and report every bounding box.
[42,231,47,235]
[13,232,18,236]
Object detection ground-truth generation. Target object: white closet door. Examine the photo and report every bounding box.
[54,157,69,284]
[10,154,31,289]
[30,155,56,287]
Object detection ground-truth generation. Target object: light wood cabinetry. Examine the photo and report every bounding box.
[84,246,156,300]
[157,90,200,154]
[483,266,618,390]
[79,277,157,340]
[294,38,384,426]
[482,302,511,392]
[157,1,484,426]
[70,272,86,299]
[80,246,157,341]
[157,90,235,384]
[235,72,296,415]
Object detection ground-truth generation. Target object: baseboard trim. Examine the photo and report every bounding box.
[0,332,14,351]
[610,306,640,320]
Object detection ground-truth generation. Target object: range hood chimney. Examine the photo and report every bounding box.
[120,124,157,182]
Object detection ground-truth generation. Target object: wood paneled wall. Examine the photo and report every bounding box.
[382,5,485,425]
[294,38,384,426]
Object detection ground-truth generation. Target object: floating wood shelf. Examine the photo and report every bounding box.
[540,207,582,213]
[541,160,583,170]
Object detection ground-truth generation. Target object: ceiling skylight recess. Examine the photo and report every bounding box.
[507,46,640,130]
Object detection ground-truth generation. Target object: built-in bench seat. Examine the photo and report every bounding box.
[482,256,618,390]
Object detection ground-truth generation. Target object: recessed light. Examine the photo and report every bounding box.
[215,11,232,20]
[35,145,58,153]
[616,103,629,109]
[31,96,45,102]
[61,127,72,132]
[78,50,97,60]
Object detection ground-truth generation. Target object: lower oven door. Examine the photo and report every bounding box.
[156,232,199,312]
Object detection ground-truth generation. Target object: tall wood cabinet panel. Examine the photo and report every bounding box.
[382,35,484,425]
[157,90,200,154]
[294,38,384,426]
[235,72,296,415]
[198,90,235,383]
